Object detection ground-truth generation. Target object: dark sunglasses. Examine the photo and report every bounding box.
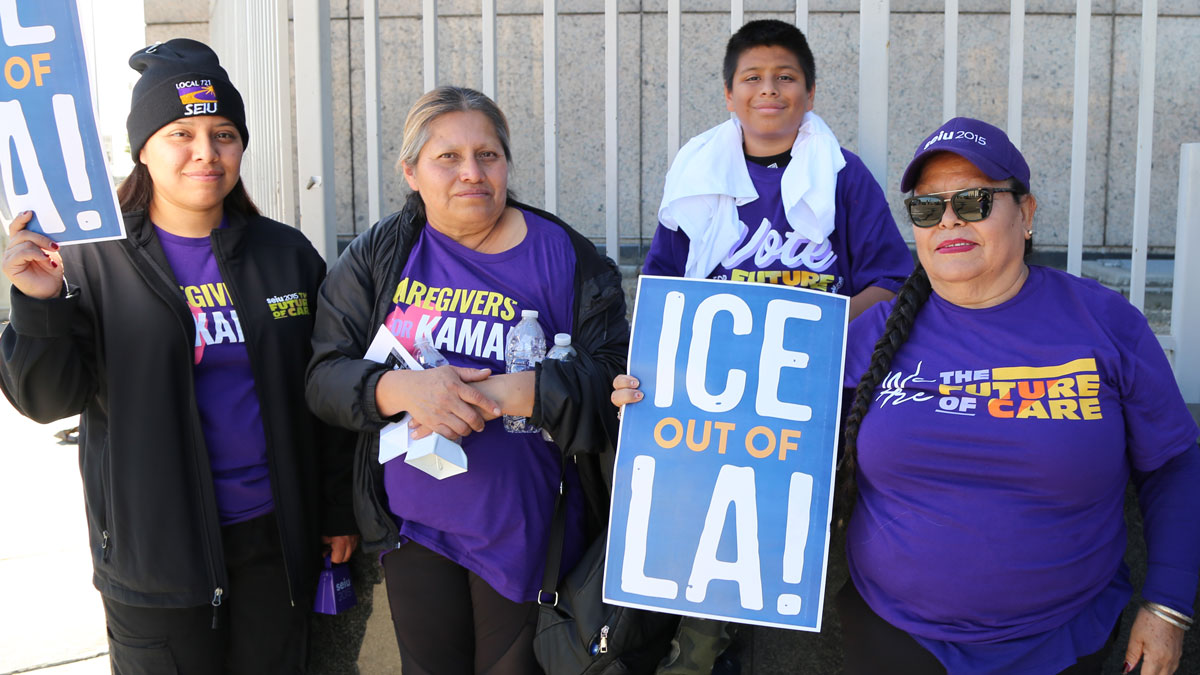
[904,187,1019,227]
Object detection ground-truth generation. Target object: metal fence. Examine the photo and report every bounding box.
[210,0,295,229]
[209,0,1198,402]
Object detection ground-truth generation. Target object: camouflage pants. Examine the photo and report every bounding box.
[655,617,733,675]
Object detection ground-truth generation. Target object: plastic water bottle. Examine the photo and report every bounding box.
[504,310,546,433]
[546,333,577,363]
[541,334,577,441]
[415,334,449,369]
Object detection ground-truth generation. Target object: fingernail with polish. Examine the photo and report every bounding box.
[51,260,58,268]
[1123,662,1132,673]
[630,379,639,387]
[51,242,59,250]
[634,391,643,400]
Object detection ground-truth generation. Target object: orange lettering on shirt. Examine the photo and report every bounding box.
[1015,399,1049,419]
[992,381,1017,399]
[988,397,1015,418]
[1017,380,1046,399]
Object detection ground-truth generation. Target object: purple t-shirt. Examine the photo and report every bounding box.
[843,265,1200,673]
[643,149,912,294]
[381,208,585,603]
[156,226,273,526]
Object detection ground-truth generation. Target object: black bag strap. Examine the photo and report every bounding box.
[538,465,568,606]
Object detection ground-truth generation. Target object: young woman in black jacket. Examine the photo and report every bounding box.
[0,39,356,673]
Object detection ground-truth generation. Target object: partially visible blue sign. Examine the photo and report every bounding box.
[603,276,847,631]
[0,0,125,244]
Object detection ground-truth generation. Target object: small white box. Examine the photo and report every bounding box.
[366,325,468,480]
[378,420,410,465]
[404,433,468,480]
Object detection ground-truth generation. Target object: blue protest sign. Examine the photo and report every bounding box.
[0,0,125,244]
[603,276,847,631]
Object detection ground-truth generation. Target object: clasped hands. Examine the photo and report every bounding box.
[375,365,535,442]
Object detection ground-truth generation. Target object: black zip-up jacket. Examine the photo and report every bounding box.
[0,210,356,608]
[306,200,629,551]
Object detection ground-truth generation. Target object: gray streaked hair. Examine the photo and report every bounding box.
[397,86,512,172]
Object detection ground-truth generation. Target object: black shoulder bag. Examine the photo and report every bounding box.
[533,475,679,675]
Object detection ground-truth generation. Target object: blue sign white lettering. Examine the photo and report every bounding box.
[603,276,847,631]
[0,0,125,244]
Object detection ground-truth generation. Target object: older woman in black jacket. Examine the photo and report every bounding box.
[306,85,627,674]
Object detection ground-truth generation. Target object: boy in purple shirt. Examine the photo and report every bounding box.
[642,19,912,674]
[642,20,912,322]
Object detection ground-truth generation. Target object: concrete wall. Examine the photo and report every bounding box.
[144,0,1200,260]
[143,0,209,44]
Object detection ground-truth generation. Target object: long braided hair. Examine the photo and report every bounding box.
[835,180,1030,527]
[835,264,932,525]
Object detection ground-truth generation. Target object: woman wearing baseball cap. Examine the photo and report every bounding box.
[835,117,1200,674]
[1,39,357,672]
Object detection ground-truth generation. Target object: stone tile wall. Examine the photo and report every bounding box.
[143,1,1199,256]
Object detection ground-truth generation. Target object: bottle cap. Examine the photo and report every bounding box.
[554,333,571,346]
[521,309,539,319]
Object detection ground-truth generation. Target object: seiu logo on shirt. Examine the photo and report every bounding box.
[182,282,245,365]
[878,358,1104,420]
[266,292,311,319]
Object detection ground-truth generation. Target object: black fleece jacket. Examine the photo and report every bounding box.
[305,200,629,552]
[0,210,357,608]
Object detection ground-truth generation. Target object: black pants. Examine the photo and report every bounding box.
[837,580,1119,675]
[103,512,309,675]
[382,541,540,675]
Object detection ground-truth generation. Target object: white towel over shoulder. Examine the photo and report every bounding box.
[657,112,846,279]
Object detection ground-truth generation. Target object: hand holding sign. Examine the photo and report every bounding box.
[3,209,63,299]
[0,0,125,245]
[611,374,644,410]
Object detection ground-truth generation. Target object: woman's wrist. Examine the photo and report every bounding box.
[474,371,535,417]
[1143,601,1194,631]
[374,369,413,418]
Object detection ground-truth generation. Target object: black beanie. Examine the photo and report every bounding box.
[126,39,248,162]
